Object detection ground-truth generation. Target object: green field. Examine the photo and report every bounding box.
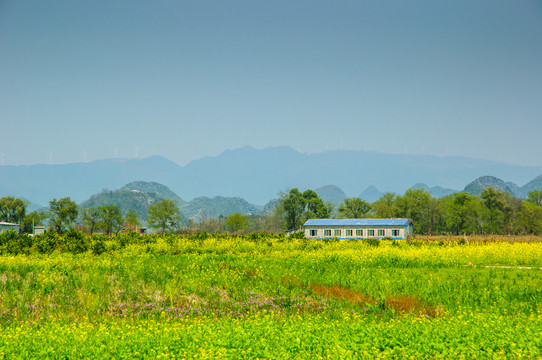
[1,234,542,359]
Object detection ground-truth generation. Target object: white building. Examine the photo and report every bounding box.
[0,222,20,234]
[304,219,413,240]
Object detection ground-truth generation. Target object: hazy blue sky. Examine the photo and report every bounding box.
[1,1,541,166]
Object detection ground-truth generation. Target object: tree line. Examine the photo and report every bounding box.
[0,196,264,235]
[275,187,542,235]
[1,187,542,236]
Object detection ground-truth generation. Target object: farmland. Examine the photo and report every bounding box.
[1,234,542,359]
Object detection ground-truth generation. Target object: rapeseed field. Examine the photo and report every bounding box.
[1,234,541,359]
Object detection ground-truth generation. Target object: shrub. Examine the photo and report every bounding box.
[91,238,107,255]
[289,231,306,239]
[363,238,380,247]
[63,229,88,254]
[35,232,60,254]
[189,231,210,241]
[1,230,32,255]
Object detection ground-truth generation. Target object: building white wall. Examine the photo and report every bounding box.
[0,223,20,234]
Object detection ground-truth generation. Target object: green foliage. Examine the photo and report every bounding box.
[275,189,329,231]
[49,197,78,234]
[276,188,306,230]
[225,212,249,232]
[147,199,182,233]
[289,231,306,239]
[445,192,481,235]
[303,190,329,219]
[62,229,88,254]
[0,196,27,224]
[124,209,140,232]
[35,232,60,254]
[363,238,380,247]
[338,197,371,218]
[80,207,101,235]
[372,193,397,218]
[0,230,32,254]
[480,187,510,234]
[91,237,107,255]
[527,189,542,207]
[98,204,123,235]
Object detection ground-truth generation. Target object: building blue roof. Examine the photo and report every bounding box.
[304,219,411,226]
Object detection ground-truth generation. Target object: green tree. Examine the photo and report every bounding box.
[80,207,101,235]
[526,190,542,207]
[275,189,306,231]
[124,210,140,232]
[372,193,397,218]
[338,198,371,218]
[49,197,78,234]
[147,199,182,233]
[0,196,27,224]
[225,212,249,232]
[98,205,123,235]
[516,202,542,235]
[303,190,329,219]
[275,189,330,230]
[395,189,432,234]
[480,187,509,234]
[445,193,480,235]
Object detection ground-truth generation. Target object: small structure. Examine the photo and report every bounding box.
[304,218,413,240]
[0,222,20,234]
[33,226,46,236]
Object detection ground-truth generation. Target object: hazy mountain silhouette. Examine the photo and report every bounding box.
[315,185,347,204]
[463,176,517,196]
[2,146,542,205]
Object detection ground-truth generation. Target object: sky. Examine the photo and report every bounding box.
[1,0,541,167]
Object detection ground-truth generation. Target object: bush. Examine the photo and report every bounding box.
[63,229,89,254]
[363,238,380,247]
[116,232,141,247]
[289,231,306,239]
[0,229,18,248]
[35,232,60,254]
[0,230,32,255]
[189,231,210,241]
[91,238,107,255]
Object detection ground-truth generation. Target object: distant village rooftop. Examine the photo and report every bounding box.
[304,219,412,227]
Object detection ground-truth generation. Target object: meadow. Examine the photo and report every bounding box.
[1,233,542,359]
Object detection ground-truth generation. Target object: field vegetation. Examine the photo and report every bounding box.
[1,232,541,358]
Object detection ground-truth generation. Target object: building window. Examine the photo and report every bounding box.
[334,229,341,237]
[378,229,385,236]
[392,229,400,237]
[356,229,363,237]
[324,229,331,237]
[367,229,375,236]
[346,229,353,236]
[310,229,318,237]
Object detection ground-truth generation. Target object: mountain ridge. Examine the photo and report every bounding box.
[2,146,542,205]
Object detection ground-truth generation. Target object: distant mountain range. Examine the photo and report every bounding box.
[1,146,542,206]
